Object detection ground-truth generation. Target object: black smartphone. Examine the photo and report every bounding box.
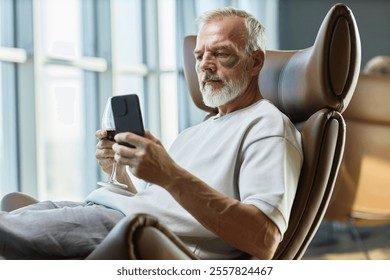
[111,94,145,147]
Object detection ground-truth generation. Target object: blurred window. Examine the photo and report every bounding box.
[0,0,277,200]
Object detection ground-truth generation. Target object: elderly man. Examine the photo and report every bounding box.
[0,7,302,260]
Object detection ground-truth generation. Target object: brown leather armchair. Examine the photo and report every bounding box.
[179,3,360,260]
[326,73,390,226]
[1,3,361,260]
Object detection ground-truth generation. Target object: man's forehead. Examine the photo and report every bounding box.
[196,17,247,51]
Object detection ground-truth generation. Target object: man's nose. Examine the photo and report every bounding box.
[198,54,216,72]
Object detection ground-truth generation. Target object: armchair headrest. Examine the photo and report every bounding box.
[182,3,361,123]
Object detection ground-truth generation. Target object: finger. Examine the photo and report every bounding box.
[145,130,162,145]
[97,158,113,169]
[96,147,115,159]
[115,132,147,149]
[114,150,140,172]
[114,152,139,166]
[95,129,107,140]
[96,139,115,150]
[112,142,136,157]
[113,143,141,163]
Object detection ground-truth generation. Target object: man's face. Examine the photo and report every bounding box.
[194,16,252,108]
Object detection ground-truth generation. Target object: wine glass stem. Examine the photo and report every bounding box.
[109,162,119,182]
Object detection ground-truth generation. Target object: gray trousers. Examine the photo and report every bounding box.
[0,201,125,259]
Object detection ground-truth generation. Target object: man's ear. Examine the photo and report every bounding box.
[251,50,264,76]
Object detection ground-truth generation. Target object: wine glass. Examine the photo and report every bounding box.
[97,97,128,189]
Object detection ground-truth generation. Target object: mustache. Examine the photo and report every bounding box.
[201,72,224,85]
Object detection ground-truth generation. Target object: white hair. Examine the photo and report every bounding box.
[196,7,266,55]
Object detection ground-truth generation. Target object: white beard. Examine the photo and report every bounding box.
[201,70,250,108]
[202,78,248,108]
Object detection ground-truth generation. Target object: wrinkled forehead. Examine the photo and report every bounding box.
[196,16,247,52]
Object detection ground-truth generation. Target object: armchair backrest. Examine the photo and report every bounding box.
[182,3,361,259]
[326,73,390,226]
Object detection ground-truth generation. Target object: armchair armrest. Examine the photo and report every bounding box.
[87,213,198,260]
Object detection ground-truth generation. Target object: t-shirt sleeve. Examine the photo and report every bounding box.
[239,135,303,236]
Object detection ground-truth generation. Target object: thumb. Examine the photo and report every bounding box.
[145,130,162,146]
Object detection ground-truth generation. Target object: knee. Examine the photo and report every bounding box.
[1,192,39,212]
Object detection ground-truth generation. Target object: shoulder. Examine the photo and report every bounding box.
[243,100,302,152]
[245,100,294,135]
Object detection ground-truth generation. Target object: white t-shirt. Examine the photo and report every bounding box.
[86,99,303,259]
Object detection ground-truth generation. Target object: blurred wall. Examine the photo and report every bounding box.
[278,0,390,68]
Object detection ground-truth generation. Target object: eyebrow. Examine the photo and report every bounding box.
[193,45,234,56]
[193,49,202,56]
